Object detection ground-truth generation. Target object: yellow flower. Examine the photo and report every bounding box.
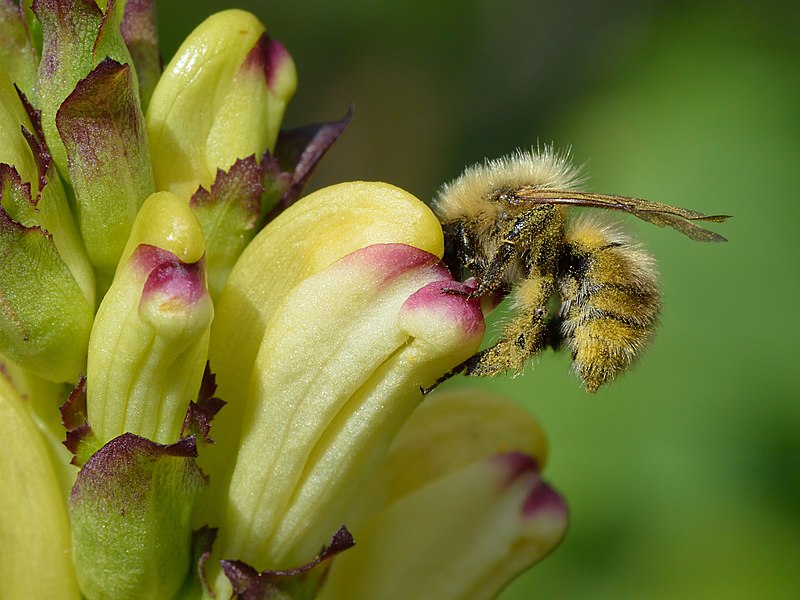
[0,3,566,599]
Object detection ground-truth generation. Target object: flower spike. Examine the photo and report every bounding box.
[0,4,578,599]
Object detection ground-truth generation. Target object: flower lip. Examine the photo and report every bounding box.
[400,278,484,338]
[130,244,207,306]
[141,258,206,306]
[245,33,292,92]
[492,451,567,519]
[493,450,540,484]
[523,478,567,519]
[129,243,175,272]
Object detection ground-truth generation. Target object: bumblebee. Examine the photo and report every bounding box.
[430,147,729,392]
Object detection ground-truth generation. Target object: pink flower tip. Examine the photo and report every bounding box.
[522,480,567,520]
[401,279,485,338]
[133,245,207,306]
[245,33,293,91]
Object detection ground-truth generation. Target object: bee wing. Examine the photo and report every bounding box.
[512,189,730,242]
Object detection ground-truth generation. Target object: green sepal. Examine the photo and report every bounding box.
[221,526,355,600]
[9,79,97,308]
[190,156,263,300]
[0,159,36,224]
[32,0,135,184]
[61,376,101,467]
[179,363,226,445]
[70,433,207,600]
[0,0,39,96]
[0,165,93,382]
[56,57,154,290]
[261,106,352,223]
[0,64,41,196]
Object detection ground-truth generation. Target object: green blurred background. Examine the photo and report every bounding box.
[161,1,799,598]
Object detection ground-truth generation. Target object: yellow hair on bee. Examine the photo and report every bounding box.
[432,146,585,224]
[558,216,660,392]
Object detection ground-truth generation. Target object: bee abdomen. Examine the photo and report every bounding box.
[558,221,660,392]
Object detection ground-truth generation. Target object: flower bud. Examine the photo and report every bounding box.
[0,369,81,599]
[147,9,297,199]
[87,191,212,445]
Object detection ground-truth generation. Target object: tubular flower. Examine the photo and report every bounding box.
[0,2,566,599]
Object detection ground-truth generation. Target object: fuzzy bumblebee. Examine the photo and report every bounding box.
[430,147,729,392]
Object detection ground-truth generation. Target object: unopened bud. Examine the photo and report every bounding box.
[147,9,296,199]
[87,192,212,445]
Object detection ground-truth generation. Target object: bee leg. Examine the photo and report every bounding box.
[467,275,554,376]
[471,213,537,297]
[419,361,469,395]
[542,314,565,350]
[421,275,551,392]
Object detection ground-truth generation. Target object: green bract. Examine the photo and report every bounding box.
[0,3,567,599]
[0,63,94,383]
